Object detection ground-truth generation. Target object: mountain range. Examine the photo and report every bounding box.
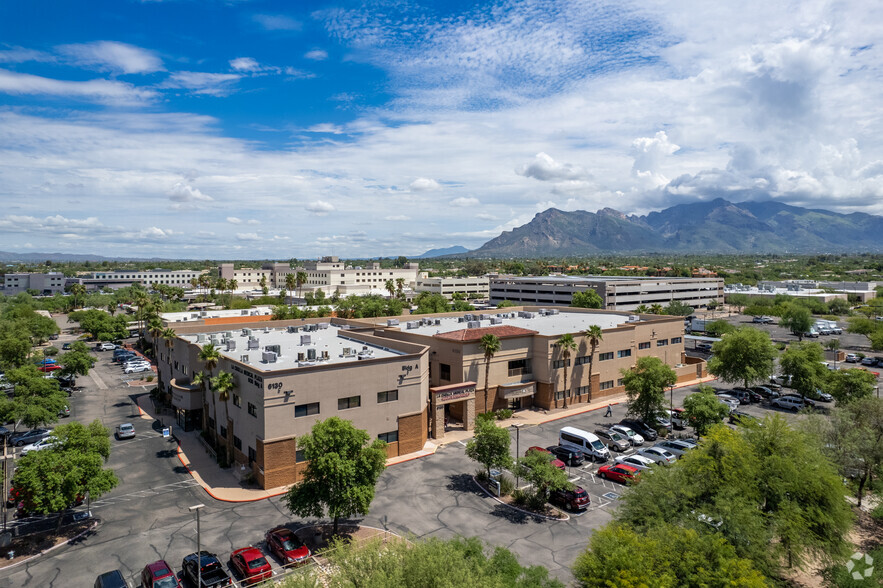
[466,199,883,257]
[413,245,470,258]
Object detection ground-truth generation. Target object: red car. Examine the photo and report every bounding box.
[141,560,181,588]
[230,546,272,585]
[38,364,62,372]
[265,527,311,567]
[525,446,566,470]
[597,463,640,484]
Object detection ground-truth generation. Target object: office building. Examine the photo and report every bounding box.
[1,272,67,295]
[414,276,489,300]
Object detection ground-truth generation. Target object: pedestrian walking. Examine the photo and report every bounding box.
[604,404,612,417]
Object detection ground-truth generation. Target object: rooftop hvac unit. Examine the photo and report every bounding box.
[243,328,253,336]
[434,319,441,325]
[300,334,312,345]
[196,334,206,343]
[490,317,502,325]
[321,350,330,360]
[464,314,474,321]
[297,352,305,361]
[248,339,259,350]
[466,321,481,329]
[241,310,249,316]
[240,354,249,363]
[306,348,317,360]
[357,349,374,360]
[458,317,466,323]
[479,314,491,321]
[629,315,639,322]
[523,312,535,319]
[317,322,330,330]
[226,340,236,352]
[538,308,548,315]
[406,321,419,329]
[262,351,277,363]
[264,327,271,333]
[200,311,207,317]
[518,311,527,318]
[287,325,297,333]
[224,331,233,338]
[342,347,354,357]
[190,313,199,319]
[549,309,559,315]
[265,344,281,355]
[386,319,400,326]
[340,325,351,330]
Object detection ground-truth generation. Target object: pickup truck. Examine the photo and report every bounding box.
[182,552,231,587]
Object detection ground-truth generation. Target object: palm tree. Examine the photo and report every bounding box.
[69,283,86,309]
[198,343,220,434]
[384,279,396,299]
[295,271,308,299]
[395,278,405,299]
[106,302,116,317]
[284,273,297,309]
[635,304,649,314]
[191,370,208,431]
[478,334,502,413]
[650,303,664,315]
[583,325,603,402]
[555,333,577,409]
[211,371,237,465]
[147,318,164,360]
[198,274,211,302]
[229,278,238,293]
[259,274,268,296]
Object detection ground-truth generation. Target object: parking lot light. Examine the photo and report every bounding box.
[189,504,205,588]
[511,423,523,488]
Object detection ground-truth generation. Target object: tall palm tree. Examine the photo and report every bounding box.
[555,333,577,409]
[191,370,208,431]
[211,371,237,465]
[384,279,395,299]
[395,277,405,299]
[69,283,86,309]
[635,304,649,314]
[650,303,664,315]
[198,274,211,302]
[583,325,603,402]
[259,274,268,296]
[147,318,164,360]
[229,278,238,293]
[295,271,308,299]
[284,273,297,309]
[198,343,220,433]
[106,302,116,317]
[478,334,502,413]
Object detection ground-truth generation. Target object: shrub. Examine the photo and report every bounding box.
[499,475,515,496]
[43,346,59,356]
[474,469,489,485]
[475,412,495,424]
[512,488,529,507]
[527,491,548,512]
[495,409,513,420]
[145,375,154,382]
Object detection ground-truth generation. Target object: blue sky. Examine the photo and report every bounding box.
[1,0,882,258]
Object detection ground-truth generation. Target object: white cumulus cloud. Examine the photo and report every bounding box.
[409,178,440,192]
[450,197,480,207]
[167,182,212,202]
[304,49,328,61]
[516,152,590,182]
[305,200,335,215]
[236,232,260,241]
[631,131,680,187]
[57,41,163,74]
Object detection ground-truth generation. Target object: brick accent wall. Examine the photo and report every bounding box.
[258,437,298,489]
[535,381,553,409]
[397,408,427,454]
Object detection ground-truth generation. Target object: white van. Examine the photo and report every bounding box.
[559,426,610,462]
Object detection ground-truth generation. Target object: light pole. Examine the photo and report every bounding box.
[189,504,205,587]
[512,423,522,489]
[669,384,675,435]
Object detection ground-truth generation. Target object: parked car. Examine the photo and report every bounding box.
[38,364,62,372]
[546,445,585,467]
[182,552,231,587]
[94,569,130,588]
[845,353,860,363]
[861,357,877,366]
[99,342,116,351]
[636,446,677,465]
[265,527,311,566]
[141,560,181,588]
[559,427,610,461]
[809,390,834,402]
[549,486,590,511]
[715,394,739,411]
[771,396,807,412]
[614,454,656,471]
[59,404,70,417]
[728,389,753,404]
[782,394,816,407]
[62,342,72,351]
[124,364,150,374]
[654,440,694,459]
[597,463,640,484]
[752,315,774,324]
[610,424,644,446]
[229,546,272,585]
[525,446,566,470]
[20,437,57,456]
[729,411,759,425]
[618,419,658,441]
[803,329,819,338]
[116,423,135,440]
[10,428,51,447]
[695,342,713,351]
[771,374,792,387]
[750,385,779,400]
[594,429,631,452]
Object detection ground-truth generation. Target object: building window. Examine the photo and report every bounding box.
[507,359,531,376]
[248,447,256,463]
[657,339,669,346]
[378,431,398,443]
[671,337,682,344]
[232,394,241,407]
[338,396,361,410]
[617,349,632,358]
[638,342,651,350]
[208,417,216,430]
[575,355,591,365]
[617,378,625,386]
[599,380,614,391]
[439,363,451,381]
[377,390,398,403]
[295,402,320,417]
[599,352,614,361]
[576,385,590,395]
[247,402,257,417]
[233,436,242,450]
[552,359,571,369]
[295,449,305,462]
[555,389,567,400]
[219,425,227,437]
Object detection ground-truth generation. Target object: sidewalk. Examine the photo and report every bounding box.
[135,375,717,502]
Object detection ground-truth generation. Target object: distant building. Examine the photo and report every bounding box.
[1,272,67,295]
[489,275,724,311]
[751,280,878,302]
[414,276,489,300]
[726,282,849,303]
[86,269,207,290]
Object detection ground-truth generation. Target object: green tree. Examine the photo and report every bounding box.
[554,333,577,408]
[259,274,268,296]
[583,325,603,402]
[681,387,729,436]
[412,292,450,314]
[284,417,387,536]
[284,273,297,309]
[623,356,677,425]
[635,304,649,314]
[478,333,501,413]
[827,368,877,403]
[707,327,777,389]
[726,293,750,314]
[465,418,512,479]
[571,290,603,309]
[0,365,68,430]
[452,299,474,311]
[197,343,220,432]
[705,319,735,337]
[296,270,308,299]
[663,300,695,316]
[68,283,87,309]
[384,279,396,298]
[515,449,570,504]
[147,317,164,359]
[781,305,814,341]
[846,316,881,346]
[779,342,828,401]
[11,420,118,526]
[496,300,516,308]
[58,343,96,377]
[395,277,405,299]
[649,303,664,315]
[574,523,767,588]
[211,371,237,465]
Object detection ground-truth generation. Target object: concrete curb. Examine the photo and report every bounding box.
[470,476,568,522]
[0,520,99,572]
[174,445,290,503]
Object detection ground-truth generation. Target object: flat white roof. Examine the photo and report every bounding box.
[401,310,639,338]
[181,324,404,371]
[162,306,274,323]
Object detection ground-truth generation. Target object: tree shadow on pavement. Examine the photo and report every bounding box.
[446,473,484,496]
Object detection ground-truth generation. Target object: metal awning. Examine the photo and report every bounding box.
[497,381,536,399]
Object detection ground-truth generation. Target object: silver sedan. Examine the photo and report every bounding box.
[636,446,677,465]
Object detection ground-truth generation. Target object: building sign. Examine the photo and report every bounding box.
[498,382,536,400]
[432,385,475,404]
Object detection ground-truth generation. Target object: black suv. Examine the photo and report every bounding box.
[618,419,658,441]
[546,445,585,466]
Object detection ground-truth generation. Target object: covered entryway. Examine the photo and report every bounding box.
[429,381,476,440]
[497,381,536,411]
